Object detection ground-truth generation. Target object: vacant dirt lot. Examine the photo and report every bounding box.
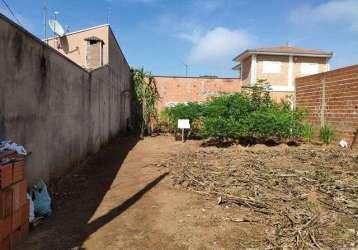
[164,141,358,249]
[18,136,357,249]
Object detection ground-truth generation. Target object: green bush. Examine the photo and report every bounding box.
[301,123,314,142]
[202,93,255,119]
[244,107,304,139]
[320,125,335,144]
[200,117,242,141]
[160,79,307,143]
[161,102,203,133]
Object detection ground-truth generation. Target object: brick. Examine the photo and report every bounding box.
[9,221,28,249]
[9,204,28,249]
[12,180,27,212]
[12,160,25,184]
[20,202,29,226]
[0,164,13,189]
[0,152,16,162]
[0,216,11,241]
[154,76,241,112]
[10,229,20,249]
[0,236,10,250]
[11,209,21,232]
[0,189,12,219]
[296,65,358,142]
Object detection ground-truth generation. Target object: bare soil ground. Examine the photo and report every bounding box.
[17,136,357,250]
[163,141,358,249]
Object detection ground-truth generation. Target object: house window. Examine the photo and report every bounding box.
[263,61,281,74]
[301,63,319,75]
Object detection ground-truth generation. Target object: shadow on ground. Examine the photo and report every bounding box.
[17,136,166,250]
[201,137,302,148]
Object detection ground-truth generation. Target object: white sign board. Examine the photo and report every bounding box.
[178,119,190,129]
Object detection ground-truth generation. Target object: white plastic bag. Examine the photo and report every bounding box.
[27,193,35,223]
[339,139,348,148]
[0,141,27,155]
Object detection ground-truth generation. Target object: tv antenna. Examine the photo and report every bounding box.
[49,12,65,37]
[49,12,66,49]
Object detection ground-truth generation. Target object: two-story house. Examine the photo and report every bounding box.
[45,24,127,71]
[233,46,333,102]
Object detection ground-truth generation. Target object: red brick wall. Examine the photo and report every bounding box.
[155,76,241,111]
[296,65,358,142]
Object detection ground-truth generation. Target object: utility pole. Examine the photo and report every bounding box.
[107,6,111,24]
[184,63,189,77]
[53,11,59,48]
[43,0,48,43]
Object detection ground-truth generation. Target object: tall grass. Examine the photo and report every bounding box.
[301,123,314,142]
[320,125,335,144]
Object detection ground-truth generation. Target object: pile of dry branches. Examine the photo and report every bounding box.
[163,144,358,249]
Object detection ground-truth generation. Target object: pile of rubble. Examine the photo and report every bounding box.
[162,144,358,249]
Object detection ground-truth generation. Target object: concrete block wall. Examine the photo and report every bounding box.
[296,65,358,142]
[0,14,132,183]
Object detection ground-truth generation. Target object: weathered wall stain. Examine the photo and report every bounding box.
[38,50,50,102]
[0,113,4,139]
[12,31,23,69]
[0,14,132,183]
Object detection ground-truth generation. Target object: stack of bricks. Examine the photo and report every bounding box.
[296,65,358,143]
[0,151,29,249]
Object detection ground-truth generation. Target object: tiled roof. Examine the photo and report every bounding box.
[233,46,333,61]
[251,46,332,55]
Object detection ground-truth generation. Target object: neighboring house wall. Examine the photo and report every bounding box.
[155,76,241,111]
[293,56,328,80]
[271,92,293,103]
[256,55,289,86]
[0,15,132,183]
[296,65,358,142]
[108,29,128,71]
[241,56,251,86]
[46,25,109,68]
[241,54,329,102]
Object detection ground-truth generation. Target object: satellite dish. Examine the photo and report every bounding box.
[48,19,65,37]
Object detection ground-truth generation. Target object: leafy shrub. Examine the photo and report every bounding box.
[246,79,273,109]
[320,125,335,144]
[160,79,307,143]
[161,102,203,134]
[244,107,304,139]
[200,117,242,141]
[202,93,254,119]
[301,123,314,142]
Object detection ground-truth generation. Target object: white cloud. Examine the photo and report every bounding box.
[177,29,202,43]
[181,27,254,66]
[290,0,358,31]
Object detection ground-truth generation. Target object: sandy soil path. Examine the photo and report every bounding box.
[18,136,264,250]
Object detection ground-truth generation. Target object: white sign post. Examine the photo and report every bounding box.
[178,119,190,142]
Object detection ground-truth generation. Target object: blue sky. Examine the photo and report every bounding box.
[1,0,358,77]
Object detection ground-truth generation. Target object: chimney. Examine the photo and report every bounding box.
[85,36,105,69]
